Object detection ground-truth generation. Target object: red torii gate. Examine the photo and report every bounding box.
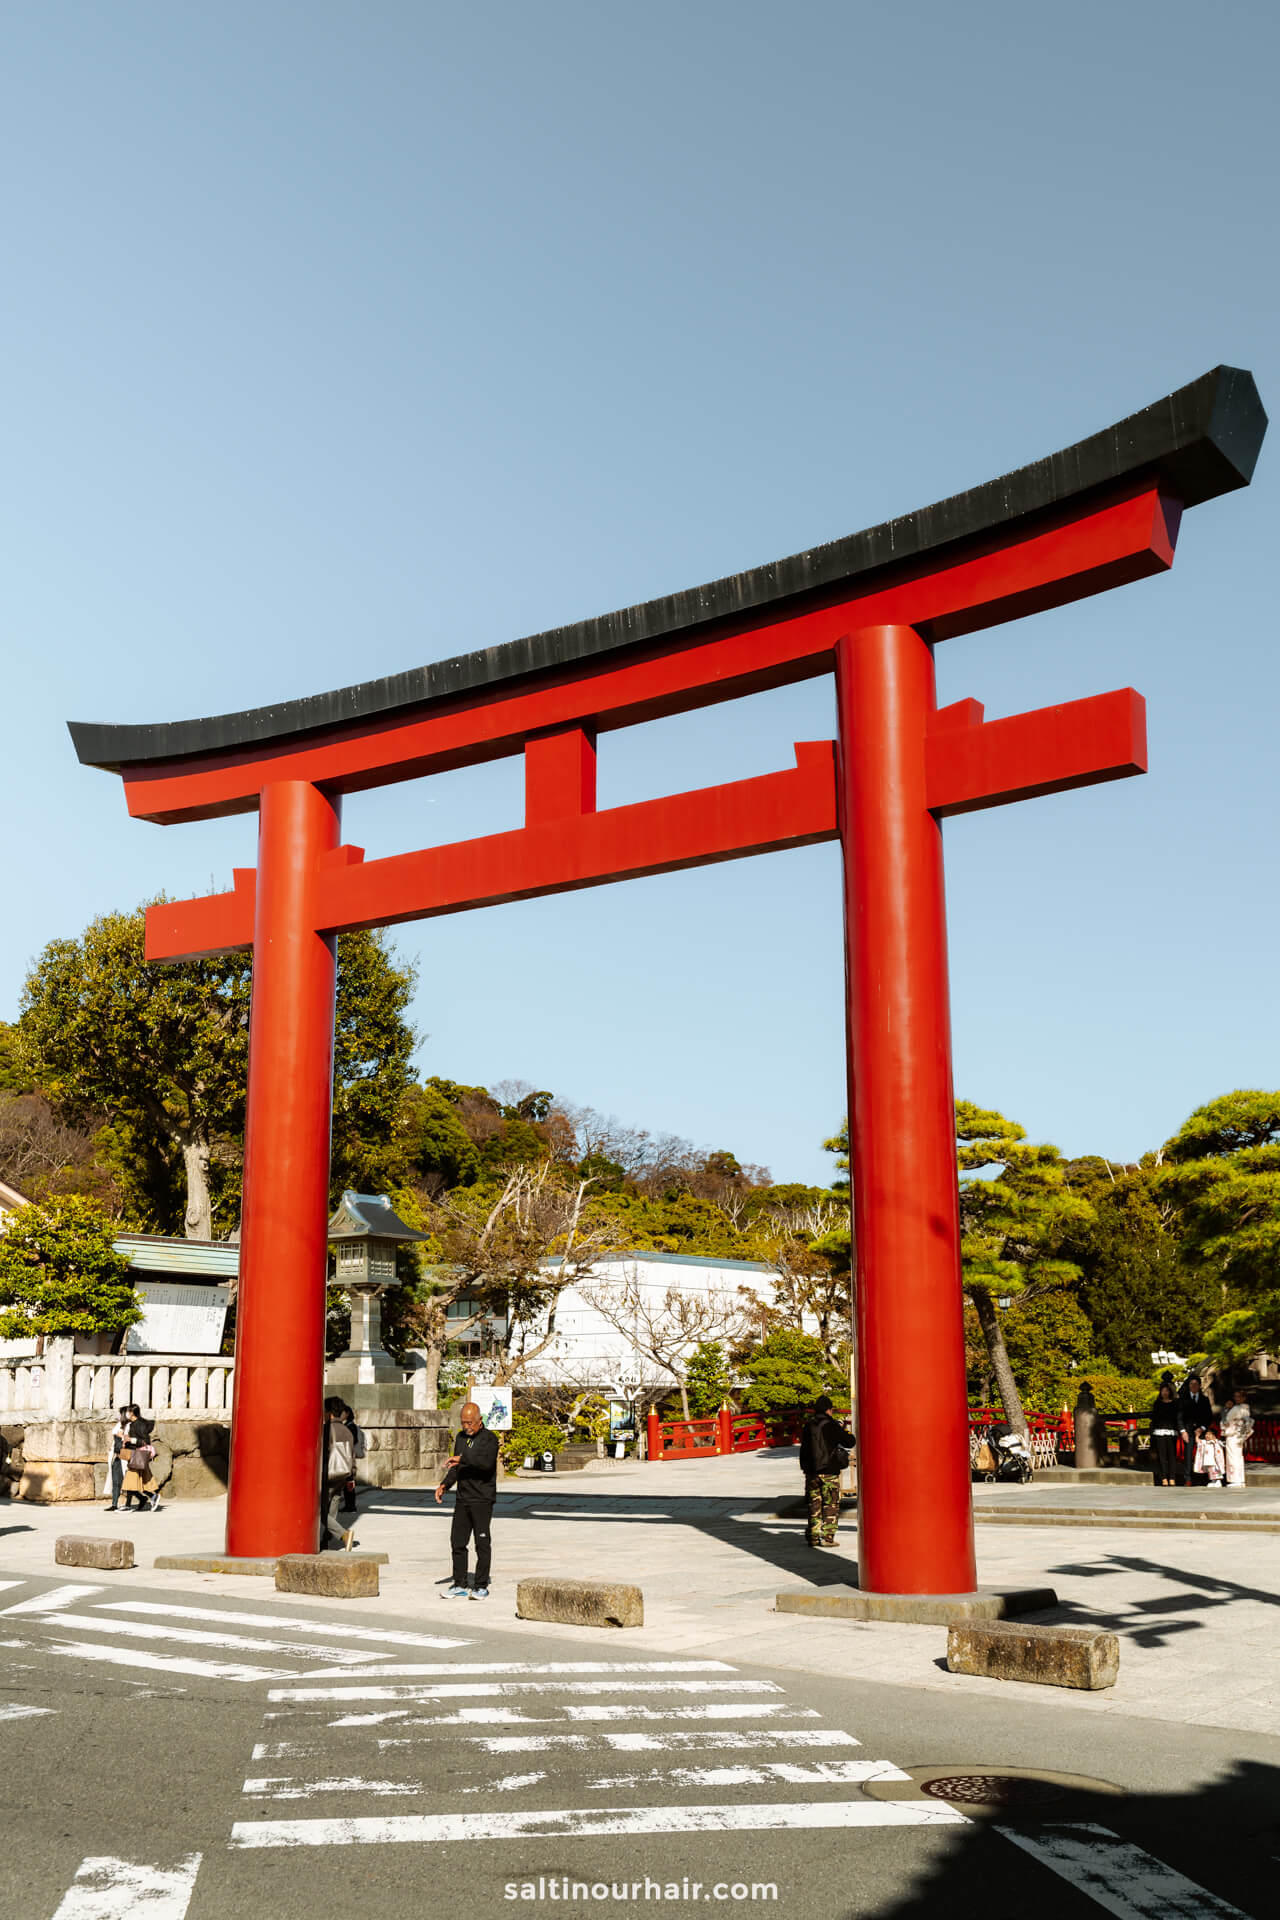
[71,366,1265,1597]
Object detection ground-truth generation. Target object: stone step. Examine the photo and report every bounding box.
[974,1509,1280,1533]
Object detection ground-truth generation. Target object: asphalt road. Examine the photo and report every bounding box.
[1,1566,1276,1920]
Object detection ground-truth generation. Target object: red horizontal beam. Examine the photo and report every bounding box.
[926,688,1147,817]
[146,868,256,963]
[123,488,1177,824]
[146,742,839,962]
[147,680,1151,964]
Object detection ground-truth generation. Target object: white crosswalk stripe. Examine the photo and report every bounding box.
[12,1609,391,1663]
[270,1678,781,1702]
[0,1581,477,1684]
[229,1800,966,1845]
[1,1583,105,1614]
[99,1601,468,1649]
[45,1852,201,1920]
[999,1824,1253,1919]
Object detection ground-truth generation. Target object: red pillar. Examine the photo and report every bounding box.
[646,1408,663,1462]
[836,625,976,1595]
[226,780,341,1557]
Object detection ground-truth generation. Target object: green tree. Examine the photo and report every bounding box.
[1157,1091,1280,1364]
[738,1328,836,1412]
[0,1022,36,1095]
[957,1102,1094,1439]
[685,1340,732,1415]
[399,1083,483,1191]
[0,1195,141,1339]
[1067,1156,1217,1373]
[20,906,417,1239]
[998,1290,1093,1408]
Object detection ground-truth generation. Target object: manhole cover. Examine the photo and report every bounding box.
[863,1763,1123,1809]
[921,1773,1066,1807]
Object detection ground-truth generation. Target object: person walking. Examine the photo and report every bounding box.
[435,1400,500,1599]
[321,1396,356,1551]
[1221,1389,1254,1490]
[103,1407,131,1512]
[1149,1382,1181,1486]
[121,1408,159,1512]
[799,1394,854,1549]
[338,1402,366,1527]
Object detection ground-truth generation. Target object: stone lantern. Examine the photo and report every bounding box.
[325,1190,428,1411]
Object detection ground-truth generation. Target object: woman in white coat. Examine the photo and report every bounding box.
[1221,1389,1254,1490]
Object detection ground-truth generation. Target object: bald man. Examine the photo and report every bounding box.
[435,1400,500,1599]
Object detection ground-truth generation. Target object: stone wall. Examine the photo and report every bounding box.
[355,1410,453,1488]
[0,1417,230,1503]
[0,1409,455,1501]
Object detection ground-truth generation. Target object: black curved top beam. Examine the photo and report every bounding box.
[70,365,1265,774]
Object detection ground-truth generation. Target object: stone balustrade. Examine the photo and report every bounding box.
[0,1361,46,1414]
[0,1340,233,1418]
[70,1353,234,1417]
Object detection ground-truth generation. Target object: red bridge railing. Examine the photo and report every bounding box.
[645,1404,1280,1465]
[967,1406,1280,1466]
[646,1406,850,1461]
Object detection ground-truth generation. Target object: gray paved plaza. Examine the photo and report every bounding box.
[4,1449,1277,1738]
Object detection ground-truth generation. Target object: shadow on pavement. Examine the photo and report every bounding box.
[363,1479,858,1589]
[1032,1552,1280,1649]
[861,1758,1280,1919]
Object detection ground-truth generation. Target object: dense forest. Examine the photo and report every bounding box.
[1,904,1276,1428]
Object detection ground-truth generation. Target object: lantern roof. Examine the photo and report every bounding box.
[327,1191,429,1245]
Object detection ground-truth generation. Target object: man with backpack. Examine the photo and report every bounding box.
[799,1394,855,1550]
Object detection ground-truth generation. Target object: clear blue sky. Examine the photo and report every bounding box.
[2,2,1276,1186]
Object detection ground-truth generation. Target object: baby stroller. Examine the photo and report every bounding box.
[976,1421,1033,1484]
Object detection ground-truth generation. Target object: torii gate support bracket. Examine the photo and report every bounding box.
[70,366,1265,1589]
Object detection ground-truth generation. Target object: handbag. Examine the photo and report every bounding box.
[128,1444,154,1472]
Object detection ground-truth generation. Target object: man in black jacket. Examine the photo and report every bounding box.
[799,1395,855,1549]
[435,1400,500,1599]
[1179,1375,1215,1486]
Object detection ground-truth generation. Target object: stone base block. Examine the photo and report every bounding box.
[947,1619,1119,1690]
[276,1554,379,1598]
[155,1554,280,1576]
[774,1585,1058,1625]
[516,1576,643,1629]
[18,1463,99,1504]
[55,1534,135,1570]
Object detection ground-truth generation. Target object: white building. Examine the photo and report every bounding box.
[446,1249,816,1396]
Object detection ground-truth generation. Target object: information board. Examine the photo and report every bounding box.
[125,1282,230,1356]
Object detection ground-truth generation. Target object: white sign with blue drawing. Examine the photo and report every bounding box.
[472,1384,512,1431]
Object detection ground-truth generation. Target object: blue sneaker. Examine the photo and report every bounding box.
[469,1587,490,1601]
[441,1585,470,1599]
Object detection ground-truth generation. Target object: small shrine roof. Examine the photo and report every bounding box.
[327,1190,429,1244]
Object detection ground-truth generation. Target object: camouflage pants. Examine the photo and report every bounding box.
[805,1474,842,1545]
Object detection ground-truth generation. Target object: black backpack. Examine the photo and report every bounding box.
[808,1413,850,1475]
